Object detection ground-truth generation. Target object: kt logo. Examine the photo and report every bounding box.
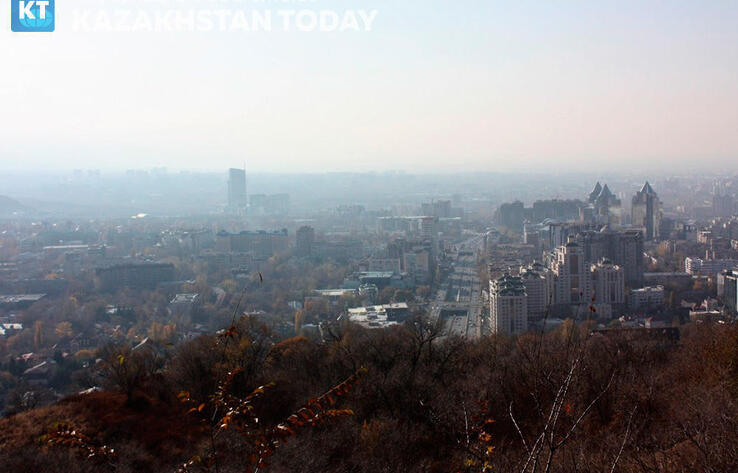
[12,1,55,32]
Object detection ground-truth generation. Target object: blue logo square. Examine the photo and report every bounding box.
[11,0,55,32]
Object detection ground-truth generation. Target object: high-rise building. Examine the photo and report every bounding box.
[631,182,662,241]
[593,184,622,226]
[588,182,603,204]
[227,168,247,213]
[520,264,551,321]
[420,216,439,264]
[421,200,452,218]
[295,226,315,257]
[717,270,738,315]
[578,228,644,287]
[490,274,528,335]
[551,241,591,305]
[712,182,735,218]
[590,258,625,306]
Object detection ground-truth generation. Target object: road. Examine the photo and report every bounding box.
[429,234,485,339]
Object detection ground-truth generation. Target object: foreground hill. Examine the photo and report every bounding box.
[0,391,204,472]
[0,321,736,473]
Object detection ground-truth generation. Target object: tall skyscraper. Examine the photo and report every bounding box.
[594,184,622,226]
[588,182,603,204]
[490,273,528,335]
[585,182,621,226]
[631,182,661,240]
[552,240,591,305]
[227,168,247,213]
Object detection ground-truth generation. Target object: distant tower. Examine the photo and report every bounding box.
[631,182,661,240]
[588,182,603,204]
[228,168,247,214]
[711,180,734,218]
[593,184,622,226]
[296,226,315,257]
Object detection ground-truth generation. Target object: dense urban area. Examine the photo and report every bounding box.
[0,170,737,472]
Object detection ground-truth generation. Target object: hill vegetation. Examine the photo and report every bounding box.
[0,319,736,473]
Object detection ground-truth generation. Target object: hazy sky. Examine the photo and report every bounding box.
[1,0,737,173]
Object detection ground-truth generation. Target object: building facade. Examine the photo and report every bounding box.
[490,274,528,335]
[590,259,625,306]
[227,168,247,213]
[631,182,662,241]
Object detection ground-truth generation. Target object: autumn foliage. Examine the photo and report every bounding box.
[0,318,736,473]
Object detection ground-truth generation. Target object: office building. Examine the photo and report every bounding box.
[227,168,247,213]
[631,182,662,241]
[587,182,621,226]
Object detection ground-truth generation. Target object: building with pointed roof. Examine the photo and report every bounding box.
[584,182,622,227]
[589,182,603,204]
[631,181,661,241]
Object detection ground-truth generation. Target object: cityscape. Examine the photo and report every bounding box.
[1,168,738,471]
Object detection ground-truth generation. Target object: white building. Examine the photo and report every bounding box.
[629,286,665,310]
[520,263,552,321]
[590,259,625,306]
[347,303,409,329]
[685,257,738,275]
[490,274,528,335]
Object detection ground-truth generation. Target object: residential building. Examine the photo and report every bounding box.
[629,286,665,310]
[590,259,625,306]
[520,264,551,321]
[96,263,175,292]
[490,274,528,335]
[684,257,738,276]
[551,241,590,305]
